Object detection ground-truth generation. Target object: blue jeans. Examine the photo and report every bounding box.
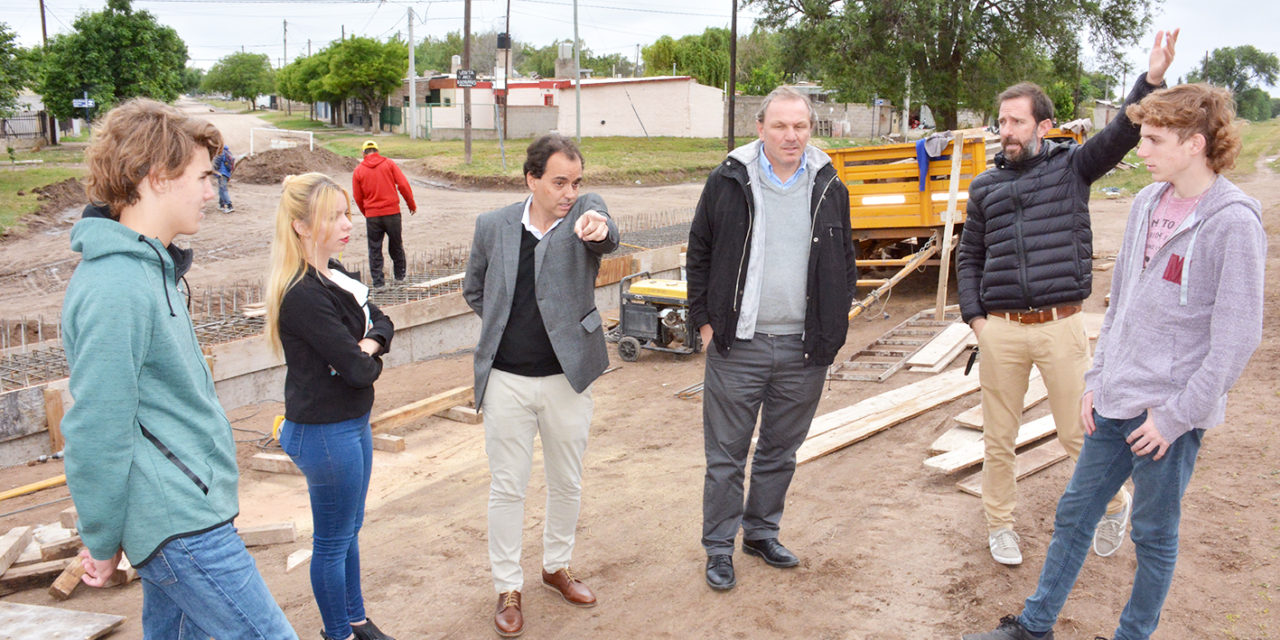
[134,522,297,639]
[1018,410,1203,640]
[280,413,373,640]
[217,175,231,208]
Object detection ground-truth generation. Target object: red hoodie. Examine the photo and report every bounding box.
[352,152,417,217]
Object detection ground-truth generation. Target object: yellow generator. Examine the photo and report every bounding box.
[613,271,701,362]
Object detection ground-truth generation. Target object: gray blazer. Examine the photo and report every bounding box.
[463,192,620,406]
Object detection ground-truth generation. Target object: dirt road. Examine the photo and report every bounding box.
[1,113,1277,638]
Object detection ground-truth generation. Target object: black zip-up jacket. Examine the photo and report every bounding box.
[687,151,857,366]
[957,73,1164,323]
[280,262,395,423]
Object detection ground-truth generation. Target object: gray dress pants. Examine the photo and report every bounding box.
[701,333,826,555]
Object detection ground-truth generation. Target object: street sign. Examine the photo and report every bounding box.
[72,98,96,108]
[457,69,477,88]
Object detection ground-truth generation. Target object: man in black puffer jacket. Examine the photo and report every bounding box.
[957,30,1179,568]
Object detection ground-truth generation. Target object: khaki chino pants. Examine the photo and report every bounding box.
[977,313,1125,533]
[482,368,593,593]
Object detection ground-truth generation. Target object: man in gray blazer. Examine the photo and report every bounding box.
[463,134,618,638]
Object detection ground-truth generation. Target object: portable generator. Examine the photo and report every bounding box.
[613,271,701,362]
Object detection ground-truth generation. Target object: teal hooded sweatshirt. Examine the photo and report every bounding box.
[61,215,239,567]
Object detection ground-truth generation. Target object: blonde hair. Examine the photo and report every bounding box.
[265,173,353,354]
[85,98,222,219]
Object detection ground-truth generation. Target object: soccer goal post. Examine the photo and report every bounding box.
[249,127,315,155]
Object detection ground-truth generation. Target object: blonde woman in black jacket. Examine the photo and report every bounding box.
[265,173,396,640]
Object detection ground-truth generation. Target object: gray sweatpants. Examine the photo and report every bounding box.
[701,333,826,555]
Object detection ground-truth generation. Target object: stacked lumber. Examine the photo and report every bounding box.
[955,440,1070,496]
[905,322,975,373]
[923,415,1056,473]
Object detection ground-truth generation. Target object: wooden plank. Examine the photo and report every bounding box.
[436,405,483,424]
[40,534,81,562]
[954,374,1048,429]
[1082,311,1104,340]
[371,434,406,452]
[928,426,985,455]
[44,388,65,453]
[407,272,465,290]
[59,506,78,530]
[905,322,974,368]
[956,439,1070,497]
[248,453,303,476]
[239,523,297,547]
[798,368,981,465]
[924,414,1057,473]
[48,560,86,600]
[0,602,125,639]
[0,474,66,502]
[0,387,48,443]
[13,540,42,567]
[370,386,473,434]
[0,526,35,576]
[0,557,72,596]
[935,136,965,319]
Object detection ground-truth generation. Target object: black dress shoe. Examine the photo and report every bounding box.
[351,618,396,640]
[743,538,800,568]
[705,554,736,590]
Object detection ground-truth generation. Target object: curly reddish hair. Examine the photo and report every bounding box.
[84,98,222,219]
[1125,84,1242,173]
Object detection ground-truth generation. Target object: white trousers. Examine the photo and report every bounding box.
[482,368,593,593]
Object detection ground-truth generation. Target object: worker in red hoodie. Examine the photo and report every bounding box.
[352,140,416,287]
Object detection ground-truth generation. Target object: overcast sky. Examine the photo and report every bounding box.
[2,0,1275,92]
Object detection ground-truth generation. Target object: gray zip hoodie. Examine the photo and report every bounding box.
[1084,175,1265,442]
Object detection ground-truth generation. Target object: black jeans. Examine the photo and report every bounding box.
[365,214,405,285]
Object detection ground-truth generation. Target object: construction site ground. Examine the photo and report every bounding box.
[1,104,1278,638]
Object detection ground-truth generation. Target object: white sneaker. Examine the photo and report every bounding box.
[1093,488,1132,557]
[989,527,1022,565]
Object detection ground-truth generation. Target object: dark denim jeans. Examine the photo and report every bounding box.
[281,412,373,640]
[1018,410,1203,640]
[135,522,297,639]
[217,175,231,208]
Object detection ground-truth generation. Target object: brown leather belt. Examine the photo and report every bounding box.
[991,303,1082,325]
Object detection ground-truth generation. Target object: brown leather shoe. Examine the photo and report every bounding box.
[541,567,597,607]
[494,591,523,637]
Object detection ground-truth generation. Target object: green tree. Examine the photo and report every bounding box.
[736,26,785,94]
[35,0,188,121]
[324,36,407,131]
[1186,46,1279,95]
[642,28,731,88]
[517,41,559,78]
[180,66,204,95]
[1272,96,1280,119]
[202,52,274,108]
[751,0,1154,129]
[415,31,507,76]
[0,23,35,116]
[1236,87,1273,122]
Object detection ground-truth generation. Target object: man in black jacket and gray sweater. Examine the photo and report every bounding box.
[688,86,857,591]
[957,30,1179,567]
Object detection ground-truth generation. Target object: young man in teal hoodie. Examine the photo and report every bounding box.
[964,84,1265,640]
[62,98,297,639]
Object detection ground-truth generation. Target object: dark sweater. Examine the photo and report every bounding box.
[279,262,395,423]
[492,227,563,377]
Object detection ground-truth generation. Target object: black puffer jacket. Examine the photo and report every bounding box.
[687,150,857,366]
[957,74,1163,323]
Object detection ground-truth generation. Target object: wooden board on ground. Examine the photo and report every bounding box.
[48,560,86,600]
[798,368,981,465]
[0,557,72,596]
[371,386,472,434]
[239,523,296,547]
[0,601,125,639]
[60,506,78,530]
[954,373,1047,429]
[371,434,406,452]
[923,414,1056,473]
[0,526,34,576]
[956,439,1070,497]
[248,453,302,476]
[928,426,984,455]
[286,548,312,573]
[407,272,465,290]
[904,322,973,369]
[436,405,483,424]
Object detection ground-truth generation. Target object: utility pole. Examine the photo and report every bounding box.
[573,0,581,142]
[308,39,312,57]
[407,6,416,139]
[39,0,56,144]
[727,0,737,151]
[282,19,287,69]
[464,0,472,163]
[634,44,639,78]
[504,0,511,141]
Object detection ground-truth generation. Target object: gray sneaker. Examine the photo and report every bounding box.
[988,527,1022,565]
[1093,487,1132,557]
[961,615,1054,640]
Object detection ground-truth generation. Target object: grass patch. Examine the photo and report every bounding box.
[1092,149,1152,195]
[0,167,84,234]
[199,97,255,113]
[58,131,91,143]
[1232,118,1280,176]
[6,146,85,164]
[256,111,340,131]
